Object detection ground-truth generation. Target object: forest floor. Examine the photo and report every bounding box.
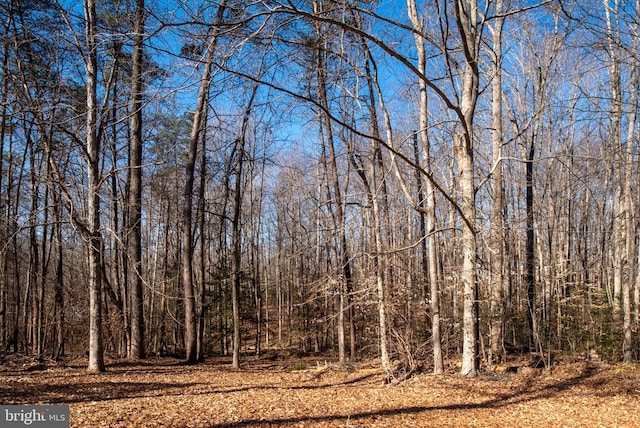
[2,353,640,427]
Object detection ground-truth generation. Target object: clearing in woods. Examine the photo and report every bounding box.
[2,355,639,427]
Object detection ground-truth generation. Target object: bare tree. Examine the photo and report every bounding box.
[452,0,481,376]
[619,0,639,363]
[407,0,444,375]
[312,0,354,365]
[181,1,227,364]
[84,0,105,372]
[358,36,392,374]
[231,84,259,368]
[127,0,146,360]
[488,0,506,365]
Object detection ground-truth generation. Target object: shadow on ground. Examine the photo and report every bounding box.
[205,364,603,427]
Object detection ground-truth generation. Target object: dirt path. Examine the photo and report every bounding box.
[2,357,639,427]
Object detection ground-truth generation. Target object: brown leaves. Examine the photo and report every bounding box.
[2,358,639,427]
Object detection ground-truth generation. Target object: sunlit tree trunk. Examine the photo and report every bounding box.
[250,159,266,357]
[622,0,639,363]
[455,0,480,377]
[313,0,353,364]
[407,0,444,374]
[230,84,258,369]
[603,0,624,318]
[182,1,226,364]
[489,0,505,365]
[602,0,636,361]
[231,138,243,369]
[349,8,391,372]
[346,102,390,374]
[84,0,105,373]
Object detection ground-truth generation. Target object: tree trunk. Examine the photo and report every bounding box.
[622,1,639,362]
[351,20,391,372]
[181,1,226,364]
[230,85,258,369]
[525,139,536,351]
[84,0,105,373]
[455,0,480,377]
[489,0,505,365]
[456,133,479,376]
[37,158,50,358]
[603,0,624,319]
[0,19,9,354]
[346,110,391,374]
[52,189,65,359]
[407,0,444,374]
[127,0,145,360]
[313,1,353,364]
[157,200,170,356]
[197,112,208,363]
[27,142,42,357]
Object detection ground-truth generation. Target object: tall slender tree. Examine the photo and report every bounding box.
[182,1,227,364]
[128,0,146,360]
[453,0,481,376]
[407,0,444,374]
[84,0,105,372]
[489,0,506,365]
[231,84,259,369]
[312,0,354,364]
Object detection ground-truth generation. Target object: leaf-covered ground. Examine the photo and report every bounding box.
[2,355,640,427]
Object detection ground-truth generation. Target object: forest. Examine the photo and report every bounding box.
[1,0,640,382]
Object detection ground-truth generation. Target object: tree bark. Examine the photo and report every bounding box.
[181,1,226,364]
[230,84,258,369]
[603,0,624,318]
[84,0,105,373]
[128,0,146,360]
[525,138,536,351]
[622,0,639,362]
[489,0,505,365]
[313,0,353,364]
[455,0,480,377]
[351,9,391,373]
[197,104,208,363]
[407,0,444,374]
[0,10,9,354]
